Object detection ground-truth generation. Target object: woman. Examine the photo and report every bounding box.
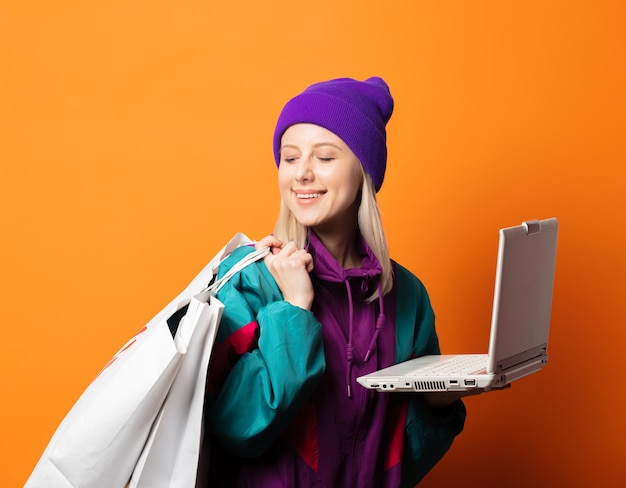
[204,77,471,487]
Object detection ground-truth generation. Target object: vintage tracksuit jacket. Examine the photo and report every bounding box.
[204,232,466,487]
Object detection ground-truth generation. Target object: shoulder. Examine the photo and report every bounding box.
[215,243,283,307]
[217,244,258,277]
[392,261,439,360]
[392,261,430,304]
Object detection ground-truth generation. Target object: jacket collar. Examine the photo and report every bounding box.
[307,231,383,283]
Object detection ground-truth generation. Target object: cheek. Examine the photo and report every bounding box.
[344,166,364,199]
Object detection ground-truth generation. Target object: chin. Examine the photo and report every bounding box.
[295,218,324,228]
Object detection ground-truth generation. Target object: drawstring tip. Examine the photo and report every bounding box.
[364,350,372,362]
[347,384,352,398]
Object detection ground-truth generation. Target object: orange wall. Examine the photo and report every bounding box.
[1,1,624,486]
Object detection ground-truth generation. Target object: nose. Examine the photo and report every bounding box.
[294,157,314,182]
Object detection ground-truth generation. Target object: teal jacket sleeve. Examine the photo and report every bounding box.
[206,246,326,458]
[393,263,467,487]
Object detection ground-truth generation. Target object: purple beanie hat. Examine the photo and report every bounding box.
[273,77,394,192]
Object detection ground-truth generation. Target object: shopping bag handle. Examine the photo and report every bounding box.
[207,246,270,295]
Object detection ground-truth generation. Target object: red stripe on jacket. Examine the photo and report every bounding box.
[208,320,259,393]
[282,402,319,472]
[383,398,409,471]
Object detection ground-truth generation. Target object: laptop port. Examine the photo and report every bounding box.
[464,379,476,386]
[449,380,459,385]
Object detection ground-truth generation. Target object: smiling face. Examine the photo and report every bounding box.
[278,123,364,235]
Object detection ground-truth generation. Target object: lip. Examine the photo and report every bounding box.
[293,189,326,198]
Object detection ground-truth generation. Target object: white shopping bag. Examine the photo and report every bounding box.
[129,245,271,488]
[128,290,221,488]
[25,233,265,488]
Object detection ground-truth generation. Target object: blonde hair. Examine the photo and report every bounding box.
[273,167,393,301]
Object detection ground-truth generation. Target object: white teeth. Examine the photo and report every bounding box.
[296,193,320,199]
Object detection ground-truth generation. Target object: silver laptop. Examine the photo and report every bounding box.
[357,218,558,393]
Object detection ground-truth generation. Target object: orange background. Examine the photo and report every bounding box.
[1,1,625,486]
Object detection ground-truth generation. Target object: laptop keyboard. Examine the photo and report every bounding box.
[411,355,488,376]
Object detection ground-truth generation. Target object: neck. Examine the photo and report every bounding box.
[313,228,362,269]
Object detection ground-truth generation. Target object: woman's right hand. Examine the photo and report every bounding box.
[255,235,315,310]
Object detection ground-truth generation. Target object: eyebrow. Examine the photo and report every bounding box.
[281,142,343,151]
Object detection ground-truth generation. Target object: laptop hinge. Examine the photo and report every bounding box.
[492,348,548,387]
[497,355,548,386]
[497,344,547,372]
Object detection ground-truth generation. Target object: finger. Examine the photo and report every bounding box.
[279,241,299,255]
[270,241,299,259]
[290,250,314,273]
[300,251,314,272]
[255,235,282,251]
[279,247,310,265]
[267,247,310,273]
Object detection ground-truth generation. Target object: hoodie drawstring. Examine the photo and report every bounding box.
[345,280,386,398]
[345,280,355,398]
[364,282,385,362]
